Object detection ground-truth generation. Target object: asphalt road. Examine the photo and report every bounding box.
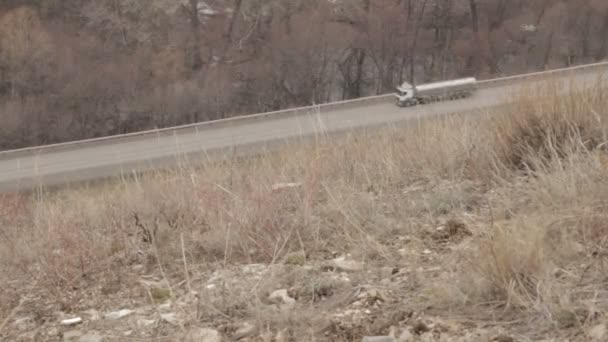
[0,69,606,193]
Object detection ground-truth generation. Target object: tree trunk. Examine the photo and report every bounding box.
[409,0,428,85]
[186,0,203,72]
[468,0,479,33]
[581,10,592,59]
[490,0,507,31]
[226,0,242,43]
[597,9,608,61]
[542,30,554,70]
[466,0,480,75]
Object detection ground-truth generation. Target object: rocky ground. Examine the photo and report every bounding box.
[1,245,519,341]
[3,205,606,342]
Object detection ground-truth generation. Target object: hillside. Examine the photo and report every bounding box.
[2,0,608,150]
[2,81,608,341]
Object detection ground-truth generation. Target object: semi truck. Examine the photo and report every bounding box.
[394,77,477,107]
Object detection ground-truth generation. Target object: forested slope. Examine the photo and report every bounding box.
[1,0,607,149]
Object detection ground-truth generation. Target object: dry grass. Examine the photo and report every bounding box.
[3,78,608,340]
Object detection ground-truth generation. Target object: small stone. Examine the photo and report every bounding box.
[412,320,430,335]
[79,332,104,342]
[150,287,171,303]
[48,327,59,336]
[331,257,364,272]
[16,331,37,341]
[104,309,133,320]
[361,337,395,342]
[271,182,302,192]
[185,327,222,342]
[269,289,296,308]
[492,335,514,342]
[365,287,389,303]
[283,251,306,265]
[554,309,578,329]
[589,323,607,340]
[445,219,470,237]
[275,330,288,342]
[553,268,566,278]
[63,330,83,342]
[260,331,274,342]
[234,322,257,340]
[13,317,34,330]
[84,310,100,321]
[61,317,83,326]
[137,318,156,327]
[397,330,414,342]
[418,334,435,342]
[160,313,178,325]
[158,302,172,311]
[380,267,399,279]
[422,249,432,255]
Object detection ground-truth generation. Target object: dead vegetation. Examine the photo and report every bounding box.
[3,81,608,340]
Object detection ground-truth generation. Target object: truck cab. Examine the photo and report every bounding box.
[395,81,417,107]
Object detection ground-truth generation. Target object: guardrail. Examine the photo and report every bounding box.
[2,60,608,159]
[477,60,608,87]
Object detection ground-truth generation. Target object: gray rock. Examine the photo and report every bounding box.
[63,330,83,342]
[160,313,178,325]
[158,302,172,311]
[17,331,37,341]
[104,309,133,320]
[589,323,607,341]
[13,316,34,331]
[84,310,100,321]
[234,322,257,340]
[362,337,395,342]
[380,267,399,280]
[186,327,222,342]
[79,332,104,342]
[331,257,364,272]
[275,330,288,342]
[492,335,514,342]
[136,318,156,327]
[60,317,82,326]
[397,330,414,342]
[412,320,430,335]
[259,331,274,342]
[419,334,436,342]
[47,327,59,337]
[268,289,296,307]
[271,182,302,192]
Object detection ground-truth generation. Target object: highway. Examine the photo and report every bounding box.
[0,64,607,193]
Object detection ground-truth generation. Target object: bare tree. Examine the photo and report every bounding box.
[4,0,608,151]
[409,0,429,85]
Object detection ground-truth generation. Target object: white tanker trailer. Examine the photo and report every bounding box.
[394,77,477,107]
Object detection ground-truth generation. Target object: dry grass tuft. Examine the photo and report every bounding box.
[490,80,608,174]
